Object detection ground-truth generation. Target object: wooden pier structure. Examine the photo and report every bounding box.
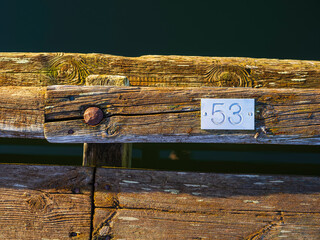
[0,52,319,239]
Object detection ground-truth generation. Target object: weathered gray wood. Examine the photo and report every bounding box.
[44,85,320,145]
[0,164,93,240]
[93,168,320,239]
[0,86,45,139]
[1,52,320,88]
[83,75,132,167]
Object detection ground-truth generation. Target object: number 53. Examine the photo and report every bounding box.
[211,103,242,125]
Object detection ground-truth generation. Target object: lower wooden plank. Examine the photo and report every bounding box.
[93,208,279,240]
[0,164,319,239]
[93,168,320,240]
[0,164,93,240]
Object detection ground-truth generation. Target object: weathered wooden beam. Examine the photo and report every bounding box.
[44,85,320,145]
[82,75,132,167]
[0,52,320,88]
[93,168,320,239]
[0,86,45,139]
[0,164,93,239]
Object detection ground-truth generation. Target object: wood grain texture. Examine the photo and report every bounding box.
[0,86,45,138]
[0,164,93,240]
[93,168,320,240]
[0,164,319,239]
[44,85,320,145]
[0,52,320,88]
[82,74,132,168]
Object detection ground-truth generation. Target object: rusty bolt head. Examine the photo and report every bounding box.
[84,107,104,126]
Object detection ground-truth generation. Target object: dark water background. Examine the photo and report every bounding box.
[0,0,319,175]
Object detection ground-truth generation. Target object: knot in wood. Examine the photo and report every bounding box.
[205,64,253,87]
[84,107,104,126]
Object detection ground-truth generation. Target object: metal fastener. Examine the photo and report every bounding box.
[84,107,104,126]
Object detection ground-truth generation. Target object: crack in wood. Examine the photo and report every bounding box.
[45,116,83,123]
[93,197,120,240]
[45,109,200,123]
[246,211,285,240]
[105,109,200,118]
[89,167,97,240]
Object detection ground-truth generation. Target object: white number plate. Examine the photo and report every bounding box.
[201,99,255,130]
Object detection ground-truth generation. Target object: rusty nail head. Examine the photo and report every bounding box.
[84,107,104,126]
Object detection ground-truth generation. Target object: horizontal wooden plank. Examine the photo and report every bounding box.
[93,208,277,240]
[44,85,320,145]
[0,164,93,240]
[1,52,320,88]
[93,209,320,240]
[0,87,45,138]
[93,168,320,239]
[1,164,319,239]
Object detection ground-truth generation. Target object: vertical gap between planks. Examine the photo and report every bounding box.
[89,167,97,240]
